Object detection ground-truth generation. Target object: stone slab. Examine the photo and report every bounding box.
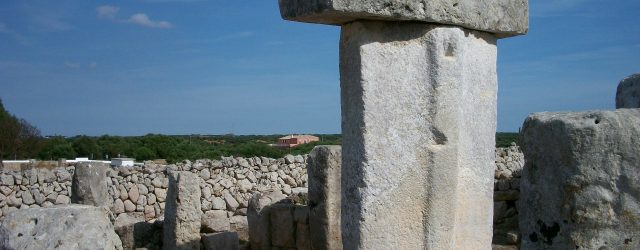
[520,109,640,249]
[616,73,640,109]
[71,162,113,207]
[163,171,202,250]
[340,21,497,249]
[247,191,288,250]
[279,0,528,38]
[0,204,123,250]
[202,232,240,250]
[308,145,342,250]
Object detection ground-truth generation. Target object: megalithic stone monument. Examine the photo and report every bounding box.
[278,1,529,249]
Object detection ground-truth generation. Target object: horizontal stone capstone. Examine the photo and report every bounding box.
[279,0,529,38]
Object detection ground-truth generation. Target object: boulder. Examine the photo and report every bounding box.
[71,162,113,207]
[201,214,231,233]
[616,73,640,108]
[0,205,123,249]
[520,109,640,249]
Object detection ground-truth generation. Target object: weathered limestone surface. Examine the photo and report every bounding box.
[279,0,528,37]
[72,162,113,207]
[163,171,201,250]
[340,21,497,249]
[616,73,640,108]
[201,232,240,250]
[520,109,640,249]
[0,205,123,250]
[308,145,342,250]
[247,190,287,250]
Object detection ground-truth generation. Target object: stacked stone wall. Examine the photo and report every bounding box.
[0,155,309,221]
[493,144,524,249]
[0,147,525,248]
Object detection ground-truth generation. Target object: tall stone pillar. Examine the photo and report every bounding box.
[278,1,528,249]
[164,171,201,250]
[308,146,342,250]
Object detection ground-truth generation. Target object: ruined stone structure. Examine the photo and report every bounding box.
[279,0,529,248]
[520,109,640,249]
[0,147,525,249]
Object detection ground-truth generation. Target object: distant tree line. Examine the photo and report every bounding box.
[0,98,518,164]
[35,134,342,163]
[0,99,42,166]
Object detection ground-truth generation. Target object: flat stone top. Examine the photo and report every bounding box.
[279,0,528,38]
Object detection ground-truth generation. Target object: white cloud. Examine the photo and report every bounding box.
[97,5,120,20]
[127,13,173,29]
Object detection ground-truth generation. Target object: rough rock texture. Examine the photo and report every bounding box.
[114,212,161,250]
[0,155,309,221]
[247,190,287,250]
[616,73,640,109]
[307,145,342,250]
[492,145,524,248]
[0,205,123,250]
[72,162,112,207]
[520,109,640,249]
[201,232,239,250]
[340,21,497,249]
[279,0,529,37]
[164,171,202,250]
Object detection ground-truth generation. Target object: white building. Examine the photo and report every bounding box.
[111,158,135,167]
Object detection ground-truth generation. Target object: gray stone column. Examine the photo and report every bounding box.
[278,1,528,249]
[163,171,201,250]
[308,146,342,250]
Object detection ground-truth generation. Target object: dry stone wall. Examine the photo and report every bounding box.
[0,147,525,249]
[0,154,309,222]
[493,144,524,248]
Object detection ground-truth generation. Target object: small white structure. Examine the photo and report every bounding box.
[111,158,135,167]
[75,157,90,162]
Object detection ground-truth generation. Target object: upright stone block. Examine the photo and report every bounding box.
[340,21,497,249]
[164,171,202,250]
[278,1,528,248]
[520,109,640,249]
[71,162,113,207]
[308,145,342,250]
[279,0,528,38]
[616,73,640,109]
[247,190,287,250]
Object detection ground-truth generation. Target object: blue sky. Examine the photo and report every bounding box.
[0,1,638,136]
